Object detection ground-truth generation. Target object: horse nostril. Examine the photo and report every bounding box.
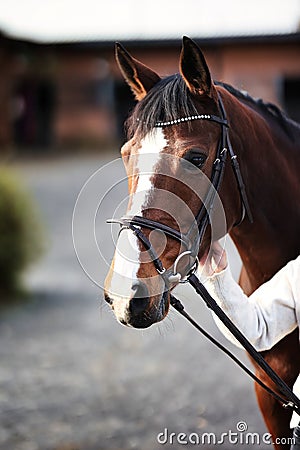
[129,281,150,315]
[104,293,113,305]
[131,281,149,298]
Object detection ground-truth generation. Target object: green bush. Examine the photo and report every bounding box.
[0,167,43,299]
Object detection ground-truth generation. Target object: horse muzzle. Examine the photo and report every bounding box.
[104,279,170,329]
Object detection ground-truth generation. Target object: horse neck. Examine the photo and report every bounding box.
[224,90,300,289]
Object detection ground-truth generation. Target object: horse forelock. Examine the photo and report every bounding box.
[126,74,200,139]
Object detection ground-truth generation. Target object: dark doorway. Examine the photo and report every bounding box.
[283,77,300,123]
[114,80,136,143]
[13,77,56,148]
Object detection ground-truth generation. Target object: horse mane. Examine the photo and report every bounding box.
[215,81,299,140]
[126,74,299,140]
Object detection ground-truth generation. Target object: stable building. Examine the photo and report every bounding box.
[0,31,299,150]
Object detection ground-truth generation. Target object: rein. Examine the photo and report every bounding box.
[107,91,300,416]
[171,276,300,415]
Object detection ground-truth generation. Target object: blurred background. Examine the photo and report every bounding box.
[0,1,299,449]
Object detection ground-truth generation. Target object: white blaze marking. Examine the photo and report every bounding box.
[108,229,141,304]
[107,129,168,313]
[128,128,168,216]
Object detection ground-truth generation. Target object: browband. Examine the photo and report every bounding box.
[155,114,229,128]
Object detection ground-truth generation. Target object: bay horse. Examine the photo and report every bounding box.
[104,37,300,449]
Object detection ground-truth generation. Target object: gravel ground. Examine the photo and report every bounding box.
[0,154,270,450]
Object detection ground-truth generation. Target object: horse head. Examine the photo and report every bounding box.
[104,37,243,328]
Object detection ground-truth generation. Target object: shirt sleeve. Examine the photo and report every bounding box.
[203,260,298,351]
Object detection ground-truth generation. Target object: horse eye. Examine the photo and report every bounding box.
[184,151,207,170]
[190,154,207,168]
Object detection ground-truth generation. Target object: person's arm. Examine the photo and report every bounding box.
[201,243,298,351]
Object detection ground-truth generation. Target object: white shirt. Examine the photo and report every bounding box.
[203,255,300,427]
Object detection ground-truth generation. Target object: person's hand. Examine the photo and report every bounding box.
[200,241,228,277]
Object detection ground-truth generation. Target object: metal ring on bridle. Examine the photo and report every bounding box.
[173,250,193,276]
[168,251,199,284]
[179,255,199,283]
[168,250,192,283]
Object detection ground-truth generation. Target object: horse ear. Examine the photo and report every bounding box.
[180,36,212,96]
[115,43,161,101]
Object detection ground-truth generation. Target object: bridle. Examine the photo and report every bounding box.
[108,92,253,285]
[107,91,300,416]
